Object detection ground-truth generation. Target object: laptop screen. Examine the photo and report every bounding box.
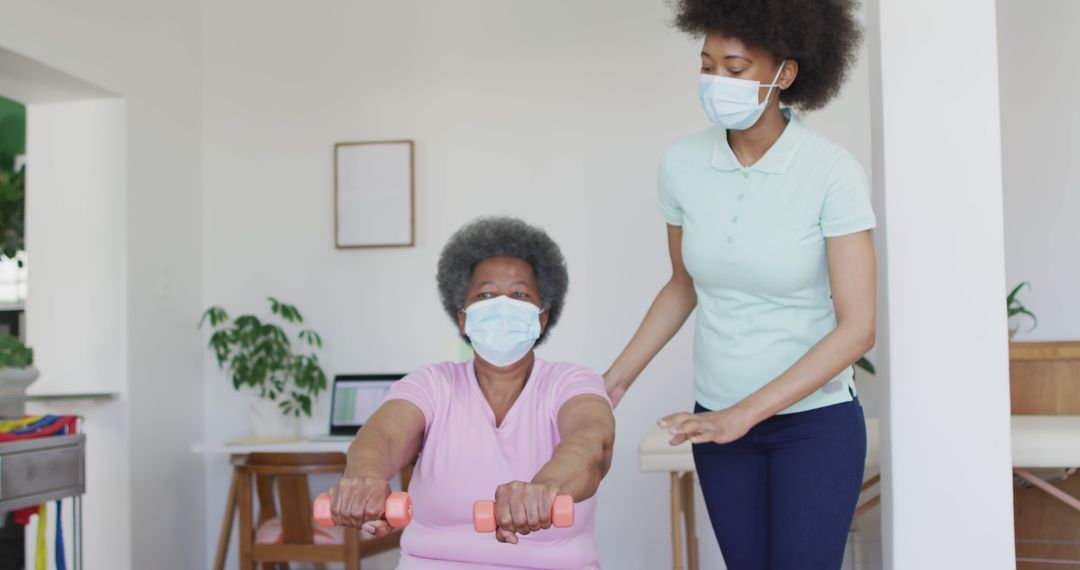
[329,374,405,435]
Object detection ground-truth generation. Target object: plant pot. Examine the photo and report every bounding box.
[246,392,300,439]
[0,365,39,394]
[1008,314,1026,341]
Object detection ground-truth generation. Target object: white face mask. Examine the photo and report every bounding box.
[464,296,543,367]
[698,61,786,131]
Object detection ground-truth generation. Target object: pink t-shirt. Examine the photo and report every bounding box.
[384,359,610,570]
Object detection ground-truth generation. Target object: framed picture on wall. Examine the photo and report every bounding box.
[334,140,415,248]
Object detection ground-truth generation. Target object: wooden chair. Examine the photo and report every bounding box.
[235,452,410,570]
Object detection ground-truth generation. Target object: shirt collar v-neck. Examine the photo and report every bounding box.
[710,108,806,174]
[469,358,542,429]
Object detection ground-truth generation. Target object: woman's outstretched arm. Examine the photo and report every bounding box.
[331,400,425,535]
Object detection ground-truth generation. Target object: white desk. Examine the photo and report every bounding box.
[192,438,352,455]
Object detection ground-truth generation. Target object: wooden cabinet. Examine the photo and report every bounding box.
[1010,342,1080,567]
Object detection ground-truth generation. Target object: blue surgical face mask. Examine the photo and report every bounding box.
[698,61,786,131]
[464,296,543,367]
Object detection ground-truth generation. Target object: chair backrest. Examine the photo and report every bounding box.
[240,452,347,547]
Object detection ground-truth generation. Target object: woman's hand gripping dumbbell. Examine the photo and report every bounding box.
[476,481,575,544]
[314,476,412,538]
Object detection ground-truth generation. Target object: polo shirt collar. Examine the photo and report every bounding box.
[710,108,806,174]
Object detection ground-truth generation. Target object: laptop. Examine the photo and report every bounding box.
[309,373,405,441]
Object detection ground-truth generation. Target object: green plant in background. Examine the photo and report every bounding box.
[0,335,33,369]
[855,356,875,375]
[0,97,25,266]
[1007,281,1038,332]
[0,165,25,263]
[200,298,327,418]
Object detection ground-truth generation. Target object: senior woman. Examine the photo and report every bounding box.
[604,1,875,569]
[329,217,615,570]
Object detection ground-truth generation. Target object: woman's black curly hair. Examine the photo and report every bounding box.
[437,217,569,345]
[674,0,862,111]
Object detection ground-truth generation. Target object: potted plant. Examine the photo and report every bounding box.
[1007,282,1038,339]
[0,335,37,394]
[200,298,328,437]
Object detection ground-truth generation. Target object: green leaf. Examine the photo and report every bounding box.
[199,307,229,328]
[1006,282,1029,306]
[1006,282,1038,329]
[299,330,323,348]
[855,356,875,375]
[269,298,301,324]
[1012,307,1039,329]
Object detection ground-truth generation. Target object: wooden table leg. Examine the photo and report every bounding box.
[680,472,699,570]
[671,471,684,570]
[238,469,255,570]
[215,470,241,570]
[855,474,882,520]
[1014,468,1080,513]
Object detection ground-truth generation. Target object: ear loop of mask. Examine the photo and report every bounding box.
[760,60,787,106]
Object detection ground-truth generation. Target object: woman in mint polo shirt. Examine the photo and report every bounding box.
[604,1,874,568]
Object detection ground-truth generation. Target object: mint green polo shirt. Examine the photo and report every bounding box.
[659,110,876,414]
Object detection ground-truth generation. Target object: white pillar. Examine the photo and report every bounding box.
[867,0,1016,568]
[26,99,132,570]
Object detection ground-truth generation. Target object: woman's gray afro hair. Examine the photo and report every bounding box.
[437,217,569,344]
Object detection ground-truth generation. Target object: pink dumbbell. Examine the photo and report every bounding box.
[313,491,413,529]
[472,495,575,533]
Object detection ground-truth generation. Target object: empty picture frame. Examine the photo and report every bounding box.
[334,140,415,248]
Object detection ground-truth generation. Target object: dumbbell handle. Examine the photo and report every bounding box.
[472,495,574,533]
[313,491,413,529]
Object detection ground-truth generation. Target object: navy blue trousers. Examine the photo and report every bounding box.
[692,398,866,570]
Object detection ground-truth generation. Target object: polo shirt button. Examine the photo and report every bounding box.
[738,193,746,201]
[731,216,739,223]
[726,237,734,244]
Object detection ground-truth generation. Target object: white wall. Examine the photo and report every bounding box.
[0,1,205,568]
[869,0,1015,568]
[200,1,876,568]
[997,0,1080,342]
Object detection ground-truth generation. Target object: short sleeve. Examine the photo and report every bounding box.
[657,154,684,227]
[382,366,439,431]
[820,153,877,238]
[549,365,612,423]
